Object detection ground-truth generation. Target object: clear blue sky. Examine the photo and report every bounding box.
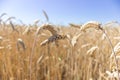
[0,0,120,25]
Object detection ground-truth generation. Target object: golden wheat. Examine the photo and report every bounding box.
[1,14,120,80]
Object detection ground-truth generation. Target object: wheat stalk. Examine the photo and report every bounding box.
[29,24,43,80]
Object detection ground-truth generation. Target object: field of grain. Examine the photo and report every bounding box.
[0,14,120,80]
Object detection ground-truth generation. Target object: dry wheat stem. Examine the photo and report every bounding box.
[29,27,43,80]
[29,36,37,80]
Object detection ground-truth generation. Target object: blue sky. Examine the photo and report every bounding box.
[0,0,120,25]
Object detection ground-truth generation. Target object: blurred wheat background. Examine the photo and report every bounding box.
[0,13,120,80]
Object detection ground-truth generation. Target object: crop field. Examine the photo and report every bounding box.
[0,14,120,80]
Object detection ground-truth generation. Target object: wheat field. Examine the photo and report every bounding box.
[0,15,120,80]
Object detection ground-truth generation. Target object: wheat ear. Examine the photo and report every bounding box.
[41,23,58,35]
[42,10,49,22]
[80,21,102,31]
[9,21,19,33]
[69,23,81,29]
[40,34,67,46]
[17,38,26,51]
[5,16,15,23]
